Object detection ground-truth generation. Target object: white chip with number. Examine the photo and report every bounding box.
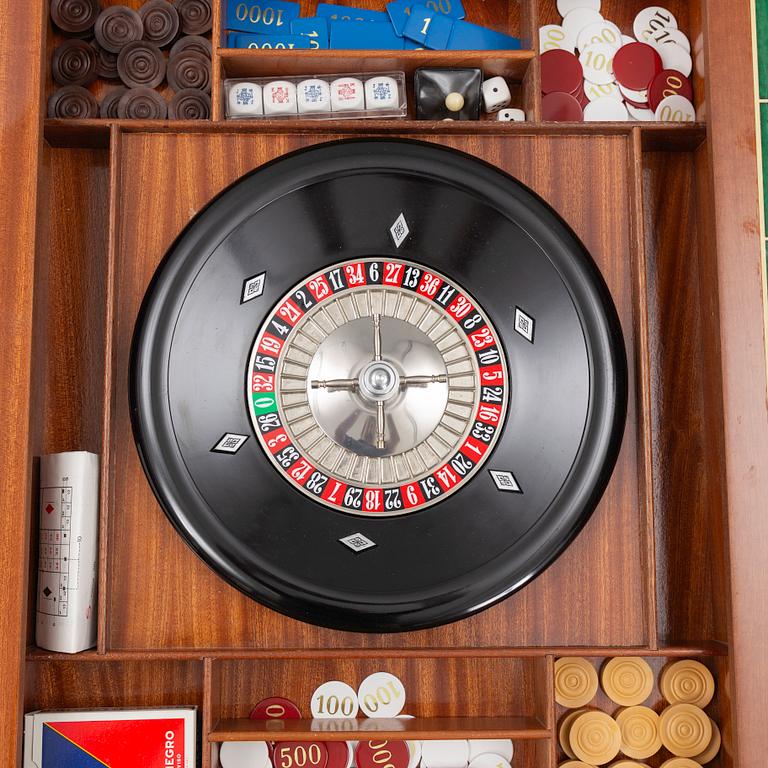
[584,80,622,102]
[622,34,636,44]
[406,741,422,768]
[311,680,359,719]
[467,740,514,762]
[648,26,690,52]
[220,742,272,768]
[579,43,615,85]
[654,94,696,122]
[562,7,602,42]
[584,97,629,121]
[468,756,511,768]
[576,19,622,53]
[633,6,678,42]
[626,102,656,121]
[357,671,406,718]
[619,83,649,103]
[539,24,575,53]
[421,741,470,768]
[557,0,600,17]
[652,38,693,76]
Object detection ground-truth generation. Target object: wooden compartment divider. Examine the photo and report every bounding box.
[3,0,768,766]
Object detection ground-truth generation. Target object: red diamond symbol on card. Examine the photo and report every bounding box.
[45,504,54,513]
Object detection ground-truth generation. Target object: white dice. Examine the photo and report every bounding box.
[297,78,331,114]
[364,75,400,110]
[228,81,263,117]
[497,108,525,122]
[331,77,365,111]
[263,80,297,115]
[481,76,512,113]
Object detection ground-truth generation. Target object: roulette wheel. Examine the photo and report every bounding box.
[130,138,627,632]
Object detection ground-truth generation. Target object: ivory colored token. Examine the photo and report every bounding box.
[558,709,587,759]
[311,681,359,718]
[649,40,692,77]
[659,760,700,768]
[358,672,406,718]
[555,658,599,707]
[562,8,602,43]
[633,6,678,43]
[540,24,577,53]
[694,718,721,764]
[614,706,662,759]
[577,19,622,53]
[557,0,600,16]
[622,35,636,44]
[569,711,622,766]
[467,740,514,762]
[445,92,465,112]
[406,741,422,768]
[220,742,272,768]
[584,80,622,101]
[467,754,511,768]
[601,658,654,706]
[659,704,712,758]
[421,740,470,768]
[579,43,615,85]
[583,97,628,121]
[626,103,656,121]
[648,27,691,53]
[655,94,695,121]
[660,660,715,707]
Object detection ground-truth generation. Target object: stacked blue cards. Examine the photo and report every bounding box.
[224,0,521,50]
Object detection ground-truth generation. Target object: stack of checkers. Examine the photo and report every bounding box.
[539,2,695,122]
[47,0,212,120]
[555,658,721,767]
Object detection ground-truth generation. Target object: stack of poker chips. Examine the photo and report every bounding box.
[47,0,212,120]
[539,3,695,123]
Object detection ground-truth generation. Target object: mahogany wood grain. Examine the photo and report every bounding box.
[209,656,549,722]
[105,131,645,651]
[701,0,768,763]
[0,0,45,762]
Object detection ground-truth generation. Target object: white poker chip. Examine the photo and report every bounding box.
[406,741,423,768]
[654,94,696,121]
[633,6,678,43]
[562,8,602,42]
[467,756,511,768]
[576,19,622,53]
[579,42,615,85]
[358,672,406,718]
[220,741,272,768]
[584,80,622,102]
[625,102,656,120]
[539,24,576,53]
[557,0,600,17]
[467,740,514,762]
[346,742,356,768]
[652,39,693,76]
[622,34,636,45]
[421,740,470,768]
[648,26,690,52]
[583,97,629,121]
[619,83,649,103]
[311,681,360,718]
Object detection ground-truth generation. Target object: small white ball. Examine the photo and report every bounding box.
[445,92,465,112]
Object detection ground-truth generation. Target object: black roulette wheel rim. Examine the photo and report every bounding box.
[130,138,628,632]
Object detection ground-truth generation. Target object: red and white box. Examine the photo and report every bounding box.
[24,708,196,768]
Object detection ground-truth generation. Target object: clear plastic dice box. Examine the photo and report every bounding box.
[225,71,407,120]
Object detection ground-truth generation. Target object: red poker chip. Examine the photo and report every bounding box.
[250,696,302,720]
[540,49,583,96]
[274,742,329,768]
[541,91,583,122]
[326,741,351,768]
[648,69,693,111]
[356,740,409,768]
[612,42,662,91]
